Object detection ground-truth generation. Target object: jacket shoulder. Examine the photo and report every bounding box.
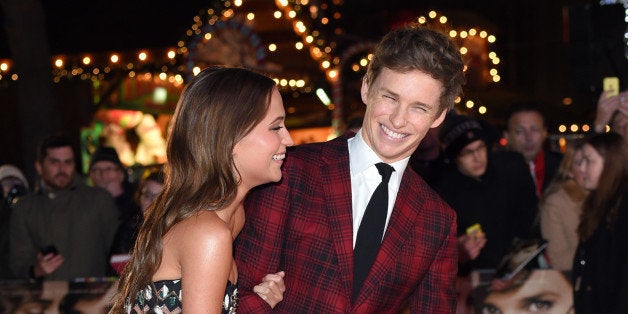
[288,133,351,163]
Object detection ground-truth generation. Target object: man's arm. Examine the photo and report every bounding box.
[410,208,458,313]
[93,189,120,255]
[9,200,38,278]
[235,168,293,312]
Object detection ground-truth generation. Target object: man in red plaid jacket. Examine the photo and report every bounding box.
[235,25,465,313]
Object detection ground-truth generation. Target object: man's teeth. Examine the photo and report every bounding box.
[272,154,286,160]
[381,124,406,139]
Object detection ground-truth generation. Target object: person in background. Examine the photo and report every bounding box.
[504,103,562,198]
[108,168,164,275]
[431,113,540,314]
[0,164,30,204]
[136,169,164,214]
[0,164,30,279]
[432,113,539,272]
[89,146,139,225]
[9,135,119,280]
[235,25,465,313]
[539,140,587,271]
[110,66,293,313]
[572,132,628,313]
[593,90,628,138]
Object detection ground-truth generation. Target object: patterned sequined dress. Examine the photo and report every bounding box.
[129,279,238,313]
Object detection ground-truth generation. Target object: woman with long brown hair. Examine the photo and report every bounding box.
[110,66,294,313]
[572,132,628,313]
[539,140,588,271]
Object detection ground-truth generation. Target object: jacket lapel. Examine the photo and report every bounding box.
[320,135,355,300]
[354,169,422,305]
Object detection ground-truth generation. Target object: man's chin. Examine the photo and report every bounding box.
[48,179,72,191]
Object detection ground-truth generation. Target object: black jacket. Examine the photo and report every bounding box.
[572,189,628,314]
[430,151,539,272]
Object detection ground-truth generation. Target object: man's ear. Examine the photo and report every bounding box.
[35,161,42,176]
[430,110,448,128]
[502,130,510,143]
[360,76,370,105]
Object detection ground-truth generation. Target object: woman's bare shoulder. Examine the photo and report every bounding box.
[156,211,232,280]
[171,211,232,251]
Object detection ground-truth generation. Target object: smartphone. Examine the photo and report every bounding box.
[465,223,483,236]
[41,245,59,255]
[603,76,620,97]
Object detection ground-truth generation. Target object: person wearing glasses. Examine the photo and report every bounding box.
[108,169,164,275]
[89,146,139,225]
[430,113,539,311]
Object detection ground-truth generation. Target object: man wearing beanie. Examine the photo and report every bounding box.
[0,164,30,279]
[430,113,539,273]
[89,146,138,219]
[429,113,540,312]
[89,147,126,197]
[88,146,140,275]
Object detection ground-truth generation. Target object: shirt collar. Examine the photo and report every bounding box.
[348,129,410,182]
[37,175,80,198]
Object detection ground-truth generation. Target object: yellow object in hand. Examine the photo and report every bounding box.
[466,223,483,237]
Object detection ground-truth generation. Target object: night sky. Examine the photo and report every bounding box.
[1,0,625,126]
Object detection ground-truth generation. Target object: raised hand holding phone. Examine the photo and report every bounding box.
[603,77,619,97]
[595,77,622,133]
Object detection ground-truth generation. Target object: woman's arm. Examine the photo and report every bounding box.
[178,216,233,313]
[540,191,573,270]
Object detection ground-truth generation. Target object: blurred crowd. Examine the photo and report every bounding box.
[1,139,164,282]
[0,86,626,313]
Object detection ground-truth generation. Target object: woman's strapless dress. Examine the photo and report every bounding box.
[129,279,238,313]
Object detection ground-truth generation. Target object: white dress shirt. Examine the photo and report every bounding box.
[348,129,409,248]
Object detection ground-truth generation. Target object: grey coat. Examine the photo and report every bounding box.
[9,176,119,280]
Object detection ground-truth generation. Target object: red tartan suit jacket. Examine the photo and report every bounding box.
[234,133,458,313]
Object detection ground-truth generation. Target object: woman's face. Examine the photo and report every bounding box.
[139,179,164,212]
[576,144,604,191]
[570,148,585,188]
[481,270,573,314]
[233,87,294,189]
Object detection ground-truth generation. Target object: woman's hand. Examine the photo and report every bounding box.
[254,271,286,308]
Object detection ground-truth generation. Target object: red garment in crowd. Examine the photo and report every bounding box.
[531,150,546,198]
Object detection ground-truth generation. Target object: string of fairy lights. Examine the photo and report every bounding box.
[0,0,599,134]
[413,10,600,135]
[413,10,501,114]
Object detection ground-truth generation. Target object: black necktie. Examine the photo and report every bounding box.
[353,162,394,299]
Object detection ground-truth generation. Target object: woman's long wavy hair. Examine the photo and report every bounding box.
[541,140,587,203]
[577,132,628,240]
[110,66,275,313]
